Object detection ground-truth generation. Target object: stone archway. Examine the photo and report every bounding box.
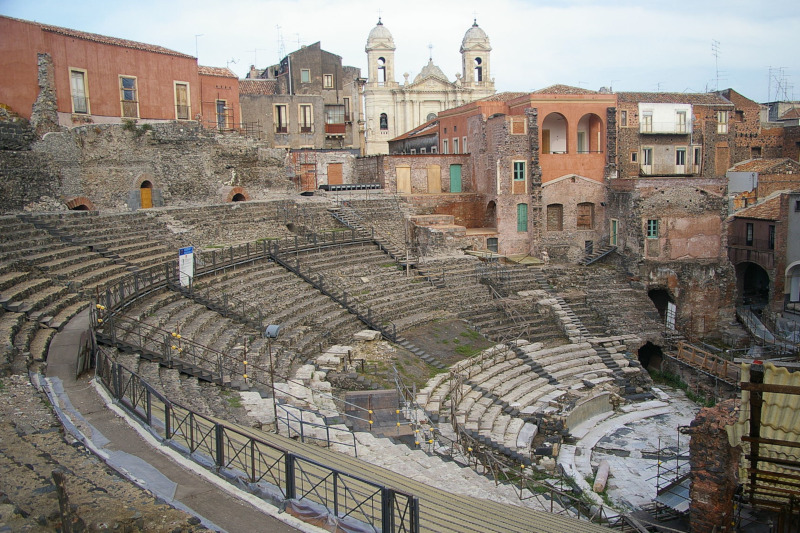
[736,261,770,309]
[637,341,663,370]
[648,288,674,323]
[484,201,497,228]
[225,186,250,202]
[65,196,95,211]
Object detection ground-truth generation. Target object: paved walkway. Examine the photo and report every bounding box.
[45,309,310,533]
[44,310,612,532]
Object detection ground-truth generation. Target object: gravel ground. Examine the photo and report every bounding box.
[0,373,207,532]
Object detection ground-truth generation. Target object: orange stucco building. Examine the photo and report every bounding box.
[0,15,238,129]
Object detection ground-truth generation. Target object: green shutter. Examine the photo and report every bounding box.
[517,203,528,232]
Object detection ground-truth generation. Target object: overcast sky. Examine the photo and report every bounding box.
[2,0,798,103]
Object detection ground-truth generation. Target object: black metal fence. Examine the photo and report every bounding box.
[95,349,419,532]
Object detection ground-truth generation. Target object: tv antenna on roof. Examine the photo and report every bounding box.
[428,43,433,61]
[276,24,285,60]
[712,39,721,91]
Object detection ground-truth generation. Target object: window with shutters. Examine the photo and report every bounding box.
[717,111,729,134]
[70,69,89,114]
[174,82,190,120]
[274,105,288,133]
[119,75,138,118]
[299,104,313,133]
[517,203,528,232]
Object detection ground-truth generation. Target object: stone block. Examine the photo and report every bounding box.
[353,329,381,341]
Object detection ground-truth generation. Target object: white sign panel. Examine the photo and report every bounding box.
[179,246,194,287]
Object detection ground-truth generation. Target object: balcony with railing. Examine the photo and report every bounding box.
[325,123,346,136]
[640,121,691,135]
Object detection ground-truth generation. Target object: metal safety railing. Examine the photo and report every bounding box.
[95,349,419,532]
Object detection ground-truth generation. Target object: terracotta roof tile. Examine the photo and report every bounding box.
[238,79,277,95]
[729,158,800,173]
[735,195,781,220]
[478,92,528,102]
[30,19,195,59]
[532,84,597,95]
[390,118,438,141]
[780,107,800,120]
[198,65,237,78]
[618,91,732,106]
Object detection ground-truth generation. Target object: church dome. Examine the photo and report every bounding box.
[460,20,491,52]
[414,59,448,83]
[366,18,395,49]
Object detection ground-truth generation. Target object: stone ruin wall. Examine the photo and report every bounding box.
[0,121,290,213]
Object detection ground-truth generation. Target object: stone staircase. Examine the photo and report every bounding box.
[577,244,617,266]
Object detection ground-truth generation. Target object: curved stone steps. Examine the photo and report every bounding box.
[0,271,31,291]
[123,289,183,321]
[0,278,53,308]
[126,298,195,338]
[28,326,57,363]
[72,265,131,293]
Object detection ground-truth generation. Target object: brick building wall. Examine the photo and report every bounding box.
[608,175,736,337]
[482,113,536,254]
[687,400,741,533]
[375,153,472,195]
[782,125,800,160]
[405,193,484,227]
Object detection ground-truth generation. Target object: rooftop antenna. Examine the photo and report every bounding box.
[276,24,285,61]
[656,82,663,91]
[610,79,620,92]
[577,80,587,88]
[472,10,479,24]
[768,66,792,102]
[711,39,720,91]
[295,33,302,49]
[226,58,238,69]
[194,34,203,59]
[246,49,267,67]
[428,43,433,62]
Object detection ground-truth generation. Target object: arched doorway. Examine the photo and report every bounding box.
[484,201,497,228]
[738,262,770,309]
[577,113,603,153]
[541,112,568,154]
[140,180,153,209]
[637,341,663,369]
[649,288,676,330]
[65,196,95,211]
[231,193,246,202]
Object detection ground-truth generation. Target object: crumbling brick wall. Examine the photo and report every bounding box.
[687,399,741,533]
[0,122,288,213]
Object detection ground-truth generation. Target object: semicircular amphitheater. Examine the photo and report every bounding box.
[0,192,687,532]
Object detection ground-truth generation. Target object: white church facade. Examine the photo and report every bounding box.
[364,19,496,155]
